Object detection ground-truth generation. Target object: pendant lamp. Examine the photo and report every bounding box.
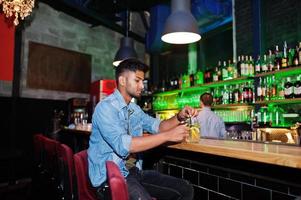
[113,10,138,66]
[161,0,201,44]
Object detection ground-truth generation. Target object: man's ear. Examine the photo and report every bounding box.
[119,76,126,86]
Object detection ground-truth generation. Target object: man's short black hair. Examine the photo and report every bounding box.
[200,92,213,106]
[115,58,149,83]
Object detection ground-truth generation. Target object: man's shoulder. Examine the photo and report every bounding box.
[96,95,119,111]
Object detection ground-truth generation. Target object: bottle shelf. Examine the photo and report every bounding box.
[212,103,253,109]
[153,76,253,97]
[255,97,301,105]
[254,65,301,78]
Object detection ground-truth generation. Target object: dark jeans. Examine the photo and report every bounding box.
[126,167,194,200]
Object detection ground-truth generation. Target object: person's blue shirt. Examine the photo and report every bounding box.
[194,107,225,138]
[88,89,161,187]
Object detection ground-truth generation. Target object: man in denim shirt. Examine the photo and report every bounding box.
[88,59,197,200]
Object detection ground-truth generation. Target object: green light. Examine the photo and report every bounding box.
[188,43,197,74]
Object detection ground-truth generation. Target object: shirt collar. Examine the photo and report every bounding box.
[112,89,128,111]
[202,106,211,111]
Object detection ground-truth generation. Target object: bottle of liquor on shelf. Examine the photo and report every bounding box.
[249,56,255,76]
[204,67,212,83]
[241,55,247,76]
[237,56,242,77]
[222,85,229,104]
[274,45,281,71]
[227,60,234,79]
[214,87,222,105]
[284,77,294,99]
[212,66,219,82]
[228,85,233,104]
[256,77,262,101]
[233,84,242,103]
[232,60,238,79]
[298,42,301,64]
[294,75,301,98]
[244,56,249,76]
[293,45,299,66]
[277,78,285,99]
[195,70,204,85]
[247,82,253,103]
[281,41,288,68]
[270,75,277,100]
[189,73,195,87]
[222,61,228,80]
[261,77,267,101]
[267,51,274,72]
[255,55,261,74]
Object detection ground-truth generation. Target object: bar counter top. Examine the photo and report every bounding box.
[168,139,301,169]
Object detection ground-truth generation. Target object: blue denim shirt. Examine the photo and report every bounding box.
[194,107,226,138]
[88,89,161,187]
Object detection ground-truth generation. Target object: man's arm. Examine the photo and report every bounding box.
[129,124,189,153]
[159,106,198,132]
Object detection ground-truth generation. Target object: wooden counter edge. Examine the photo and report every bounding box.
[168,141,301,169]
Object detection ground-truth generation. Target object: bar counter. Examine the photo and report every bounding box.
[168,139,301,169]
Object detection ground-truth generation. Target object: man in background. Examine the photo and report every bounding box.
[194,92,226,138]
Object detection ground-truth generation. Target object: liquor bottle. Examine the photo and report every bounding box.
[222,61,228,80]
[245,56,249,76]
[222,85,229,104]
[261,77,267,101]
[298,42,301,64]
[227,60,234,79]
[228,85,233,104]
[233,84,241,103]
[214,87,222,105]
[233,59,238,78]
[261,54,268,73]
[267,51,274,72]
[294,75,301,98]
[293,46,299,66]
[204,67,211,83]
[255,55,261,74]
[249,56,254,76]
[237,56,241,77]
[189,74,195,86]
[281,41,288,68]
[217,61,222,80]
[277,78,285,99]
[284,77,294,99]
[240,56,246,77]
[270,75,277,100]
[243,83,248,103]
[212,66,219,82]
[256,77,262,101]
[247,82,253,103]
[274,45,281,71]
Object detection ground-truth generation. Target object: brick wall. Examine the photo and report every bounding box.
[235,0,301,56]
[262,0,301,52]
[0,2,145,100]
[235,0,253,56]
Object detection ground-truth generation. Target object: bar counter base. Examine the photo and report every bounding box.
[147,146,301,200]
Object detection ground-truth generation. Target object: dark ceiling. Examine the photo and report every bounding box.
[39,0,170,43]
[39,0,232,44]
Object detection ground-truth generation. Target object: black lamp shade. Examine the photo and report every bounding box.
[161,0,201,44]
[113,37,138,66]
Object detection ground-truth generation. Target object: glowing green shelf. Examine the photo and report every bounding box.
[153,76,253,97]
[255,98,301,105]
[255,66,301,78]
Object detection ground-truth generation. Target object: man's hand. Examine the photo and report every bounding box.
[167,124,190,142]
[177,106,198,122]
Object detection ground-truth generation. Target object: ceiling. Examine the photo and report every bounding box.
[39,0,232,44]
